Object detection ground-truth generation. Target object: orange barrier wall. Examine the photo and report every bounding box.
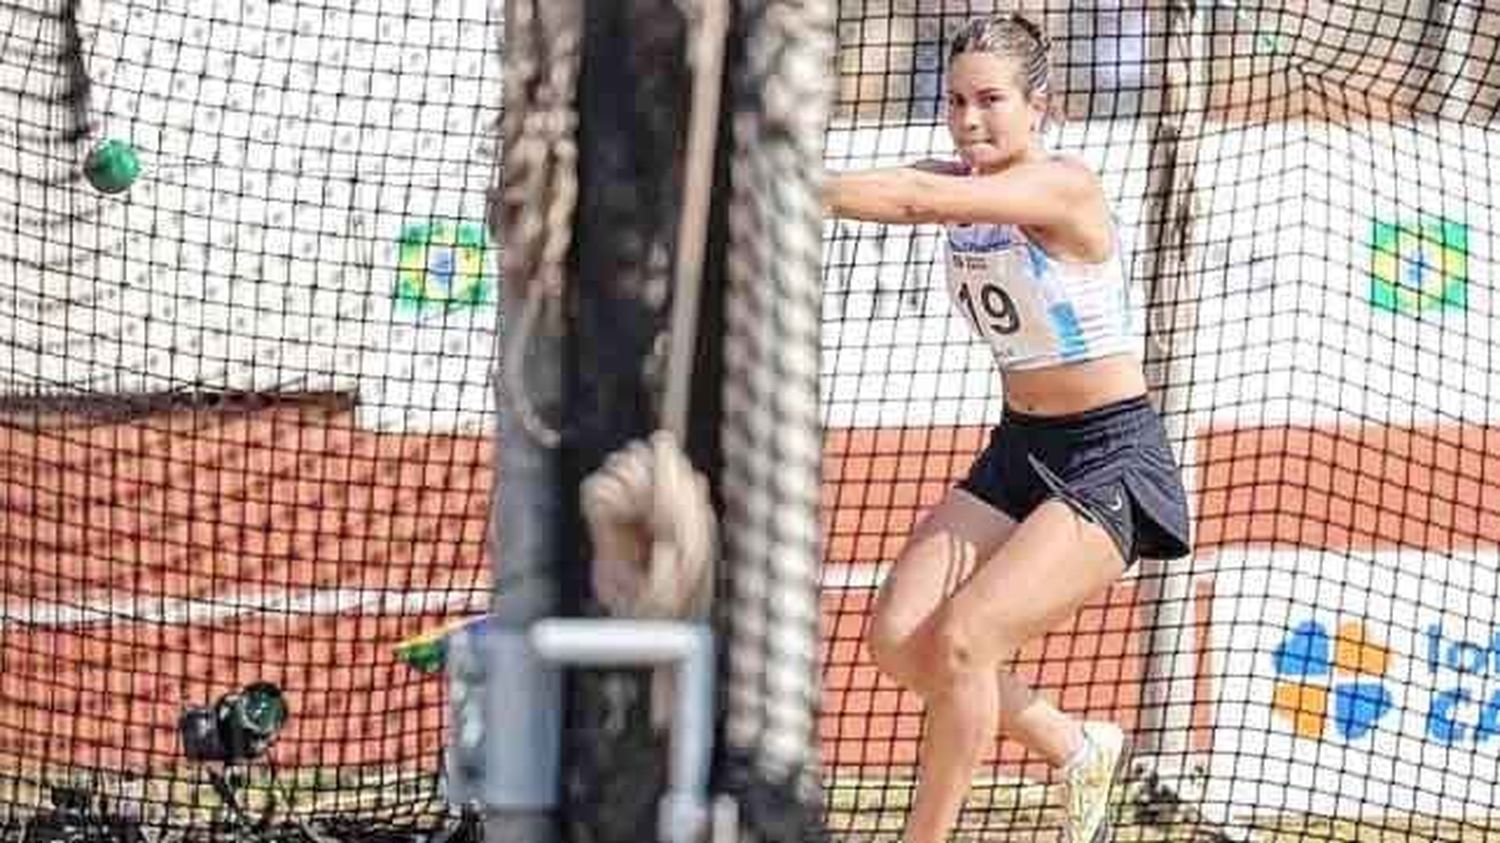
[4,410,1480,773]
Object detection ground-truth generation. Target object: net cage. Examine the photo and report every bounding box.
[6,0,1500,840]
[1,0,501,839]
[822,0,1500,840]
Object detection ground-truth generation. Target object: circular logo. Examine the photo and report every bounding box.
[395,220,492,310]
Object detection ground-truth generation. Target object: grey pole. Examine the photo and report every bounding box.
[1134,0,1211,822]
[464,1,581,840]
[472,275,564,843]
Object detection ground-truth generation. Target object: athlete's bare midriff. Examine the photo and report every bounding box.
[1001,352,1148,416]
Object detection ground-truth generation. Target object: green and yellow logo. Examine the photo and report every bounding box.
[1370,217,1468,316]
[395,220,493,311]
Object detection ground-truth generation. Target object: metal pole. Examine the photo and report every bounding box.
[476,284,564,843]
[473,1,581,839]
[1134,0,1210,814]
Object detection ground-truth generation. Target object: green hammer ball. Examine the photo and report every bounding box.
[83,139,142,194]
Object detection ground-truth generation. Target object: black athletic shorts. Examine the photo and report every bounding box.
[957,394,1193,566]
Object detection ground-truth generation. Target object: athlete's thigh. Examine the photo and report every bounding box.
[870,487,1018,649]
[943,498,1127,667]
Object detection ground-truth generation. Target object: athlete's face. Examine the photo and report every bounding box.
[945,51,1046,174]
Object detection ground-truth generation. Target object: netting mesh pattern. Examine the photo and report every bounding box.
[821,1,1500,839]
[1,0,500,837]
[8,0,1500,839]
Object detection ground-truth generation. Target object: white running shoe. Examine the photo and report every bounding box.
[1061,721,1129,843]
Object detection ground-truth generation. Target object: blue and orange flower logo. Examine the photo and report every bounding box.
[1271,620,1395,740]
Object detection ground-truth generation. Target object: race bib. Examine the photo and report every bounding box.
[946,248,1064,365]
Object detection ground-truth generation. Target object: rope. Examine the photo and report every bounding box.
[499,0,581,449]
[579,0,728,729]
[661,0,731,439]
[581,431,716,622]
[581,431,716,732]
[719,0,834,823]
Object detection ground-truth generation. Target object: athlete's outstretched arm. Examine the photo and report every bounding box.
[823,157,1097,227]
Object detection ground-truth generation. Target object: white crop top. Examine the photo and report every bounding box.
[944,221,1136,371]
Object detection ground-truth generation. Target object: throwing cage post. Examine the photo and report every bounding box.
[477,0,832,841]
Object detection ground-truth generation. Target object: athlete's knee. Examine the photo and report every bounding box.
[872,612,1013,699]
[925,612,987,688]
[870,620,959,696]
[866,610,920,688]
[931,604,1035,690]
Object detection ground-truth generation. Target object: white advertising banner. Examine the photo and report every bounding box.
[821,120,1500,429]
[0,0,502,431]
[1185,121,1499,428]
[1207,547,1500,818]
